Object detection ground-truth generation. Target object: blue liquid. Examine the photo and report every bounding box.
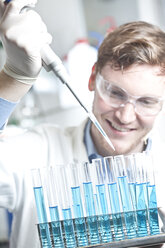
[86,216,100,244]
[98,214,113,243]
[33,186,48,223]
[71,187,89,246]
[71,186,84,218]
[117,176,133,212]
[83,182,96,216]
[62,208,76,247]
[108,182,121,213]
[62,208,72,220]
[148,208,160,235]
[108,183,125,240]
[136,183,148,237]
[136,210,148,237]
[94,193,101,214]
[147,184,158,208]
[51,221,64,248]
[129,183,136,210]
[147,185,160,235]
[73,217,89,247]
[96,184,108,214]
[124,211,137,239]
[117,177,136,238]
[34,187,52,247]
[38,223,52,248]
[49,206,64,248]
[136,183,148,210]
[112,213,125,241]
[49,206,60,221]
[96,183,113,242]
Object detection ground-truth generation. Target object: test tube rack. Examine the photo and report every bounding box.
[33,153,163,248]
[37,208,165,248]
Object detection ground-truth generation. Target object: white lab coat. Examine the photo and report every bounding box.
[0,118,165,248]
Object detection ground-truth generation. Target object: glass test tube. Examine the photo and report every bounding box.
[134,153,149,237]
[69,163,88,247]
[92,158,113,243]
[114,155,137,239]
[124,155,136,210]
[81,161,100,245]
[104,156,125,241]
[43,167,64,248]
[143,151,160,235]
[58,166,76,248]
[31,168,52,248]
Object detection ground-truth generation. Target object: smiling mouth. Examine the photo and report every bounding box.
[107,120,135,132]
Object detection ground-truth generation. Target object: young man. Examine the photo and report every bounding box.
[0,1,165,247]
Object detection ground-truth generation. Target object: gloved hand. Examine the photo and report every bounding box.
[0,0,52,84]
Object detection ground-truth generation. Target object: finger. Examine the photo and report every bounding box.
[2,0,37,16]
[0,1,6,19]
[11,32,52,52]
[4,10,48,36]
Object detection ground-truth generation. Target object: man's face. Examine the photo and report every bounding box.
[90,64,165,156]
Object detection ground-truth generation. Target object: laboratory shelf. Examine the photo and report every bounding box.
[37,223,165,248]
[37,209,164,248]
[83,233,165,247]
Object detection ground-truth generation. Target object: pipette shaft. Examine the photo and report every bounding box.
[41,45,115,151]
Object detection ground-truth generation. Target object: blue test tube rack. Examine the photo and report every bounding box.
[33,152,163,248]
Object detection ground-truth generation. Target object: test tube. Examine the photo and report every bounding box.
[69,163,88,247]
[114,155,137,239]
[124,155,136,210]
[134,153,149,237]
[143,151,160,235]
[104,156,125,241]
[92,158,113,243]
[58,166,76,248]
[31,168,52,248]
[43,167,64,248]
[81,161,100,245]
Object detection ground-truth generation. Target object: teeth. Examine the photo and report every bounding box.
[111,122,129,132]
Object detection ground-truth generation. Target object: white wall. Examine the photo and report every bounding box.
[35,0,87,58]
[83,0,165,40]
[83,0,139,37]
[137,0,165,29]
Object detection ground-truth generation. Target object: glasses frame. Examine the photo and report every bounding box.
[96,73,164,116]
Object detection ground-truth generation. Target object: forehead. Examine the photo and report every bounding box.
[101,64,165,97]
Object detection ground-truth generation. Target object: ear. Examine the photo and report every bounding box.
[88,63,96,91]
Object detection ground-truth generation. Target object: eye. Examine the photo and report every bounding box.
[111,88,124,97]
[138,97,160,106]
[109,87,126,100]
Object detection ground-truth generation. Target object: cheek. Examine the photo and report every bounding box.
[93,92,110,114]
[138,116,156,129]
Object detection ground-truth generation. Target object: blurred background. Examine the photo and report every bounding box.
[1,0,165,130]
[1,0,165,246]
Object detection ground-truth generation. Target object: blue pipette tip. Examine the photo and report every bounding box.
[88,112,115,151]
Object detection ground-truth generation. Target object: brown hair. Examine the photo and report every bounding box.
[96,21,165,74]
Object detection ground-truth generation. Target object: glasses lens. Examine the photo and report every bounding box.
[97,74,128,107]
[136,97,163,116]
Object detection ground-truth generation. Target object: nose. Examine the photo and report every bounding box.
[115,102,137,124]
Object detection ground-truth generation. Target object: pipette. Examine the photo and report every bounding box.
[3,0,115,151]
[41,45,115,151]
